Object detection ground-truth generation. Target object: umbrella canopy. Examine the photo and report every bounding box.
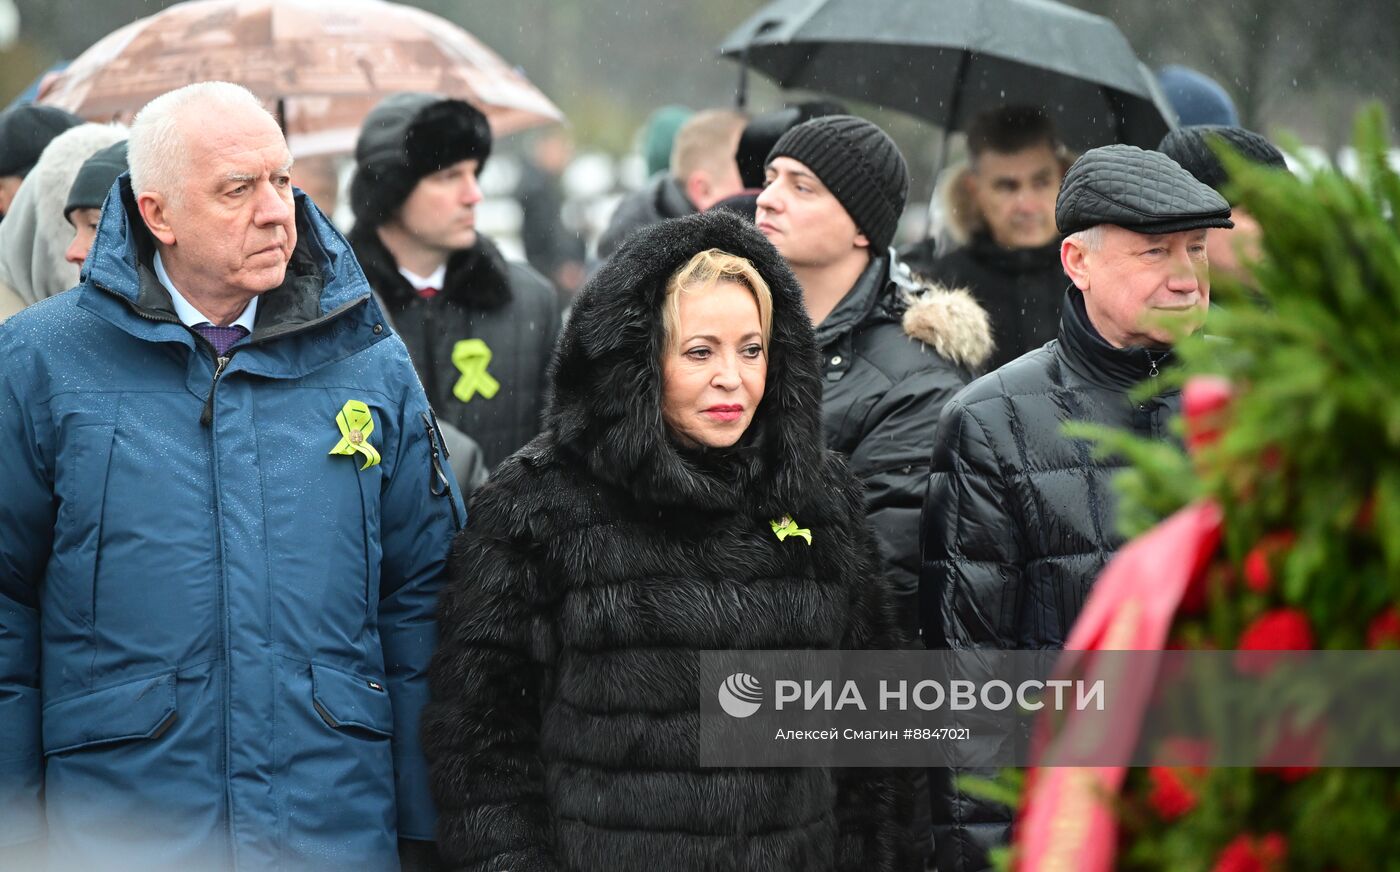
[38,0,563,157]
[718,0,1175,152]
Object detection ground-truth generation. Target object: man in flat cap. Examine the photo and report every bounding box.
[918,144,1231,872]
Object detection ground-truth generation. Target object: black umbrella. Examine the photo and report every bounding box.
[718,0,1176,153]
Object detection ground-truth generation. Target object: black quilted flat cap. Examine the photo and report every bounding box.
[1056,144,1234,236]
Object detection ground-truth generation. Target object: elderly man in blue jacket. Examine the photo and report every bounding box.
[0,81,463,871]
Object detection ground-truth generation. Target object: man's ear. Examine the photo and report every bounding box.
[853,230,870,251]
[683,170,711,209]
[1061,237,1092,291]
[137,192,177,246]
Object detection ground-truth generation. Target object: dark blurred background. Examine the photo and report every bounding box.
[5,0,1396,255]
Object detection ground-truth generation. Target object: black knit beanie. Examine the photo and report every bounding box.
[350,93,492,228]
[766,115,908,253]
[736,100,847,189]
[1158,125,1286,198]
[65,140,128,220]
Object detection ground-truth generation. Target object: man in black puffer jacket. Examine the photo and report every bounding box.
[919,145,1234,871]
[757,115,993,642]
[348,93,559,471]
[759,116,992,869]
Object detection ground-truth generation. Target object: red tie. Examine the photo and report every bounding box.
[417,286,439,300]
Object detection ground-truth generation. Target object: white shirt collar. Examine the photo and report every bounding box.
[154,252,258,333]
[397,264,447,293]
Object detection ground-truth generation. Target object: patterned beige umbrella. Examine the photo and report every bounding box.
[38,0,563,156]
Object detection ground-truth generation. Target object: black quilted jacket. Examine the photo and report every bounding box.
[817,256,992,642]
[918,287,1183,871]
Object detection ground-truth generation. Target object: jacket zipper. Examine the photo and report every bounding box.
[94,282,373,425]
[200,354,233,427]
[91,282,377,866]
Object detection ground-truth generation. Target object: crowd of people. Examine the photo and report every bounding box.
[0,65,1290,872]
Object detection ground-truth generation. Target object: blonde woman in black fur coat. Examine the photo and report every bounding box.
[422,210,914,872]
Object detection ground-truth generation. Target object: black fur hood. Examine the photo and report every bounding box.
[547,209,825,514]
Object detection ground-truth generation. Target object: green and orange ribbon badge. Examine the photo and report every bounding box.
[451,338,500,403]
[770,515,812,545]
[328,400,381,470]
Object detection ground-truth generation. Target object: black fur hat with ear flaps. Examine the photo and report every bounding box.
[546,209,827,516]
[349,93,492,229]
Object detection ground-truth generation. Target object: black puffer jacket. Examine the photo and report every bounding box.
[918,287,1184,872]
[350,226,560,470]
[422,211,915,872]
[818,255,993,641]
[901,233,1067,372]
[596,171,695,259]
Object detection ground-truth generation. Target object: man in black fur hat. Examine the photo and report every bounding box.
[349,93,560,470]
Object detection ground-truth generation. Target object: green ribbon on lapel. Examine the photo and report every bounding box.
[451,338,501,403]
[770,515,812,545]
[328,400,381,470]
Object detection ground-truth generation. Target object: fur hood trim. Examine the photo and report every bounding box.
[938,161,981,246]
[900,279,994,371]
[547,209,827,514]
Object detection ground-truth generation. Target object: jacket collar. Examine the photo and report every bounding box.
[77,178,384,377]
[1057,287,1176,389]
[652,172,695,219]
[813,254,889,348]
[348,222,512,311]
[966,232,1063,275]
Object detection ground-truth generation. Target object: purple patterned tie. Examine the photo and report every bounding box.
[192,324,249,356]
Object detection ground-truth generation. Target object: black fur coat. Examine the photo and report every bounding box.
[422,211,914,872]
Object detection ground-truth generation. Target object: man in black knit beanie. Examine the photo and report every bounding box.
[757,112,993,868]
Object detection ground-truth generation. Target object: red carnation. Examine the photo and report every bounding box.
[1212,832,1287,872]
[1155,736,1214,767]
[1235,608,1314,676]
[1259,713,1324,781]
[1242,532,1296,594]
[1367,606,1400,649]
[1147,766,1200,820]
[1183,376,1234,453]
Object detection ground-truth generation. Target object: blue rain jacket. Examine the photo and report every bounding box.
[0,181,464,870]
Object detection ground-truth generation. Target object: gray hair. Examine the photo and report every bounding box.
[128,81,275,201]
[1065,225,1104,252]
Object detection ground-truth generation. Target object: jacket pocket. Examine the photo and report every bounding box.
[353,462,383,616]
[54,420,117,630]
[42,671,177,755]
[311,662,393,739]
